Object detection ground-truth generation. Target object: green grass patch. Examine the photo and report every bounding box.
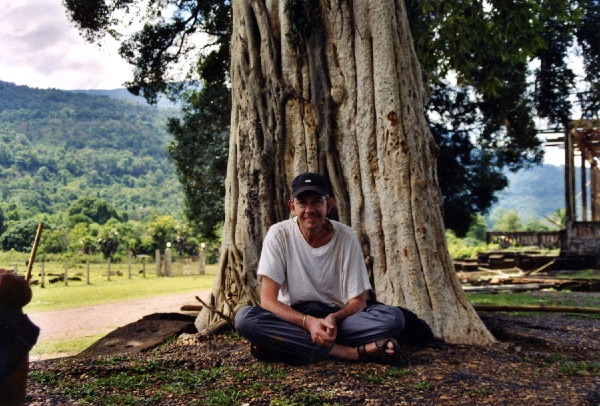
[467,292,558,307]
[517,355,535,363]
[553,269,600,279]
[466,291,599,308]
[203,388,245,406]
[557,361,600,376]
[29,370,60,386]
[356,367,411,383]
[271,389,338,406]
[19,263,217,312]
[409,381,432,390]
[32,335,105,357]
[258,363,287,379]
[543,354,600,377]
[51,359,263,404]
[41,360,234,404]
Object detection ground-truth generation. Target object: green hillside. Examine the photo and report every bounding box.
[0,80,183,222]
[0,80,572,251]
[490,164,565,223]
[71,88,179,110]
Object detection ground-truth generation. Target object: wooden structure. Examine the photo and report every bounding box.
[546,120,600,259]
[486,231,563,249]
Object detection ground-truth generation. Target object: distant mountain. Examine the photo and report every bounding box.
[70,88,180,110]
[489,164,565,222]
[0,80,575,230]
[0,80,184,221]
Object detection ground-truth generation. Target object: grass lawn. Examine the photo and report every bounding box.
[17,261,599,314]
[466,289,600,318]
[33,336,106,358]
[15,261,218,313]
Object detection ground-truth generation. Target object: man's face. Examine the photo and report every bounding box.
[289,192,334,232]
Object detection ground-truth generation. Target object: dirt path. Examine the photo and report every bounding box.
[27,290,210,360]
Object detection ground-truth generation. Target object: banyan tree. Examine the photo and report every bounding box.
[196,0,496,346]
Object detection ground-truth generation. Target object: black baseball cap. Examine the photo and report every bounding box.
[291,173,329,198]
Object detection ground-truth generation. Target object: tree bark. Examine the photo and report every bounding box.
[195,0,496,345]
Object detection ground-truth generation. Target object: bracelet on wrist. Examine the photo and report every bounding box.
[302,314,308,330]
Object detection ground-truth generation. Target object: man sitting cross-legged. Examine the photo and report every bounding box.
[235,173,405,364]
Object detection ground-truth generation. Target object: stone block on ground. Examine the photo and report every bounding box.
[75,313,197,358]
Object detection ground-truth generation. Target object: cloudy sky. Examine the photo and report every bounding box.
[0,0,132,90]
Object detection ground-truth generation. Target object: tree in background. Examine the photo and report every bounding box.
[0,207,5,235]
[144,215,197,255]
[406,0,600,234]
[547,208,567,229]
[116,220,148,257]
[490,209,524,232]
[67,196,120,225]
[38,227,70,254]
[167,82,230,240]
[66,0,231,238]
[96,220,121,259]
[523,218,552,231]
[465,214,488,242]
[0,219,39,252]
[2,203,28,224]
[64,0,600,238]
[68,223,99,255]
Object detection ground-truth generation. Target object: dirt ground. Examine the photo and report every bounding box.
[27,291,209,360]
[25,294,600,405]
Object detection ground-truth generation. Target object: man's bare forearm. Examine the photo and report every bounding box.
[329,294,366,323]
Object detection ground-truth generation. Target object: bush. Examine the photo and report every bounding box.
[0,219,40,252]
[446,230,491,259]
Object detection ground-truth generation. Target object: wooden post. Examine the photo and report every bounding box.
[155,249,161,277]
[165,243,172,277]
[199,243,206,276]
[40,261,45,289]
[26,222,43,281]
[107,258,111,281]
[128,253,132,279]
[566,128,575,223]
[64,261,68,286]
[86,261,90,284]
[142,256,146,278]
[592,162,600,221]
[581,153,588,221]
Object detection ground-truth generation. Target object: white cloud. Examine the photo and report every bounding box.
[0,0,132,90]
[544,146,565,167]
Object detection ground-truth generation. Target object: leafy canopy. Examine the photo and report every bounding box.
[64,0,600,236]
[68,196,120,225]
[0,219,39,252]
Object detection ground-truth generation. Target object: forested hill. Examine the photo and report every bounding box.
[490,164,565,223]
[0,80,183,221]
[71,88,179,110]
[0,79,569,231]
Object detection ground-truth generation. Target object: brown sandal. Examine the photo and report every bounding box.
[357,337,400,364]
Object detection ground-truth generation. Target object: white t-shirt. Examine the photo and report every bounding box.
[258,218,372,307]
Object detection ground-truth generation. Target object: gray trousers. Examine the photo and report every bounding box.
[235,301,405,363]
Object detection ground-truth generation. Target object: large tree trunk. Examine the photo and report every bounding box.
[195,0,496,345]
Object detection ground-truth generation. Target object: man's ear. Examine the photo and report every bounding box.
[326,197,335,214]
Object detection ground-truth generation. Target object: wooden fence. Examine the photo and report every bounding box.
[486,231,563,249]
[8,250,207,287]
